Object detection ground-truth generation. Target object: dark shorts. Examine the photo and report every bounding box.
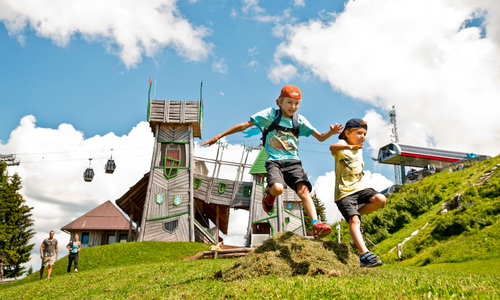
[265,160,312,193]
[336,188,380,221]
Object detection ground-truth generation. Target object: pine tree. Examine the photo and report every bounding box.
[0,162,35,280]
[303,192,327,232]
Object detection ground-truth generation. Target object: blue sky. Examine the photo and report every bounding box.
[1,0,499,273]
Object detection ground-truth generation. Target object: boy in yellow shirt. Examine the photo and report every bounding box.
[330,118,386,267]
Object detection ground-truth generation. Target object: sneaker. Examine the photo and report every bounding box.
[360,251,382,268]
[312,222,332,239]
[74,269,78,273]
[262,189,276,213]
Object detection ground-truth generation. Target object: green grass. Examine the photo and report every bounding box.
[1,241,499,299]
[424,258,500,275]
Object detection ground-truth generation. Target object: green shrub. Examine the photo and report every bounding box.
[431,214,469,239]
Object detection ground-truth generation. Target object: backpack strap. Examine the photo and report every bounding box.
[261,109,301,146]
[261,109,282,146]
[291,113,300,138]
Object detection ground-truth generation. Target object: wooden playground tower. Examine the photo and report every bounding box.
[117,83,308,246]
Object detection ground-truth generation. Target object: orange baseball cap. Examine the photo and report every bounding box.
[279,85,301,100]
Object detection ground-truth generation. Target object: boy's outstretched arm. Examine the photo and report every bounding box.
[200,120,255,146]
[329,142,363,155]
[311,123,344,142]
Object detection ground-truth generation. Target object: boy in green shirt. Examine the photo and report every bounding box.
[330,118,386,267]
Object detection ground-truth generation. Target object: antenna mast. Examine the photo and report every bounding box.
[389,105,401,184]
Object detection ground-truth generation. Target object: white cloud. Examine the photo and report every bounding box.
[362,109,393,157]
[0,0,213,68]
[247,60,260,70]
[294,0,305,7]
[270,0,500,157]
[362,169,394,192]
[212,57,228,73]
[230,8,238,19]
[267,60,298,83]
[248,46,258,56]
[242,0,265,15]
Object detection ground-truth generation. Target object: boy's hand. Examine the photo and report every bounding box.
[200,135,220,147]
[330,123,344,134]
[350,144,363,150]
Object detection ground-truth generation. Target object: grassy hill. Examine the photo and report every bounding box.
[1,156,500,299]
[350,155,500,273]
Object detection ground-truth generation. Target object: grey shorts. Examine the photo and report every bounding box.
[336,188,380,221]
[42,255,55,267]
[265,160,312,192]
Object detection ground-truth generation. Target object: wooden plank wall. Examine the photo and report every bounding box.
[149,101,199,123]
[194,222,217,244]
[146,169,190,220]
[143,214,190,242]
[193,174,210,200]
[159,124,190,142]
[207,178,234,206]
[193,173,252,209]
[250,183,272,223]
[283,202,305,235]
[149,100,201,137]
[231,183,252,209]
[282,187,301,202]
[249,183,305,238]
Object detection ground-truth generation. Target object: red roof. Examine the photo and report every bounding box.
[61,200,135,231]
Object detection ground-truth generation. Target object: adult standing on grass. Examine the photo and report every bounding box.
[330,118,386,267]
[66,233,81,273]
[40,230,58,279]
[201,85,343,239]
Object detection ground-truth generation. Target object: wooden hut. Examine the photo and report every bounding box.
[61,200,136,247]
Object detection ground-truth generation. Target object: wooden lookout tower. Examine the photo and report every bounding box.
[136,85,205,243]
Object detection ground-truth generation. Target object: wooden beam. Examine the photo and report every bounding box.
[215,205,219,242]
[139,123,160,241]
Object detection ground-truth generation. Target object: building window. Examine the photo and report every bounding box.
[119,234,128,243]
[163,220,179,233]
[81,232,90,245]
[107,234,116,244]
[160,144,186,167]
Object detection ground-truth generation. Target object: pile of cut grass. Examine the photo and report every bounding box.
[214,231,371,281]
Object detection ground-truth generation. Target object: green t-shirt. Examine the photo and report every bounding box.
[333,139,365,201]
[250,107,315,161]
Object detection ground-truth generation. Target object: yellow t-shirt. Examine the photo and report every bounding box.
[333,139,365,202]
